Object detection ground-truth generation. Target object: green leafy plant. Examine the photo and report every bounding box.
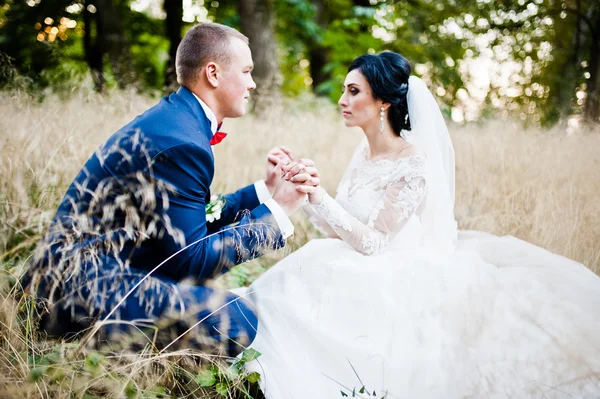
[194,348,262,397]
[332,359,387,398]
[340,385,386,398]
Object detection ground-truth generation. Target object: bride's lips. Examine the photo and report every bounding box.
[342,111,351,117]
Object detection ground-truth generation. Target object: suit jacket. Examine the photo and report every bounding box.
[30,86,285,290]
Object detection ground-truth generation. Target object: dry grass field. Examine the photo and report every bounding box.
[0,89,598,397]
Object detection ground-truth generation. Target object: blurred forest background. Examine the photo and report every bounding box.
[1,0,599,125]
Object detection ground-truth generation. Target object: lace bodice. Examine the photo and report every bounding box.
[304,141,428,255]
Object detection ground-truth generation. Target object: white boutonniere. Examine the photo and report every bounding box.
[205,194,226,223]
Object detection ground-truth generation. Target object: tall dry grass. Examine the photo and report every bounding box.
[0,89,599,397]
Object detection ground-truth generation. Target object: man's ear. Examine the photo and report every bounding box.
[204,62,219,88]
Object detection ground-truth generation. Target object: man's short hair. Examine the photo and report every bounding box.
[176,23,249,87]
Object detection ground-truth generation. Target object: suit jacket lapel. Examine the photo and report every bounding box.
[174,86,214,203]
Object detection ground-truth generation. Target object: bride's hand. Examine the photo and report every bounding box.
[298,184,324,205]
[282,159,323,205]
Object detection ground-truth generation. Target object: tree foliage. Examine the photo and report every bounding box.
[0,0,598,123]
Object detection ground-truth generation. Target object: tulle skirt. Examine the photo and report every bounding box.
[241,232,600,398]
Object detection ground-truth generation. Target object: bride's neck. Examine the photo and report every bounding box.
[363,122,407,159]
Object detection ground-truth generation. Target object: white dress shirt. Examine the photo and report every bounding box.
[191,92,294,239]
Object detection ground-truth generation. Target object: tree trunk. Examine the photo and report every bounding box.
[238,0,281,116]
[583,36,599,122]
[95,0,136,88]
[308,0,330,96]
[83,2,104,91]
[163,0,183,91]
[308,47,330,95]
[352,0,373,34]
[583,8,600,123]
[550,0,582,121]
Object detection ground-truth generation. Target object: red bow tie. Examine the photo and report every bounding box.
[210,131,227,145]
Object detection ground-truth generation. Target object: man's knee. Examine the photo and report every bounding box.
[231,296,258,340]
[159,287,259,356]
[226,296,258,356]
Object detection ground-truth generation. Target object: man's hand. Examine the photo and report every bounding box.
[265,146,294,194]
[272,177,307,216]
[282,159,324,205]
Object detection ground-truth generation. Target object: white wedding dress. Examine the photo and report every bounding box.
[242,78,600,399]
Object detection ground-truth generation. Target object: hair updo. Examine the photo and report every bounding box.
[348,51,412,137]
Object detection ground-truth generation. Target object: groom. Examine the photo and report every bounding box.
[23,23,317,356]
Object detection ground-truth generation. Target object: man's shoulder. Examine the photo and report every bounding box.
[115,93,209,150]
[133,94,199,132]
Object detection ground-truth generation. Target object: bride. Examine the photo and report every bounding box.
[242,51,600,398]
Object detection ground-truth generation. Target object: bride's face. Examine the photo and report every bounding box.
[338,69,382,130]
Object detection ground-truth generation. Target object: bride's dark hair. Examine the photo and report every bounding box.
[348,51,412,137]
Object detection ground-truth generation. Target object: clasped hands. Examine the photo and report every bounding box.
[264,146,323,216]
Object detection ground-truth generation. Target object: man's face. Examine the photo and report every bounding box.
[216,38,256,118]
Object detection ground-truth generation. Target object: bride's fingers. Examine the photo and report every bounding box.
[301,166,319,178]
[289,172,310,183]
[283,163,306,180]
[281,160,299,172]
[290,174,320,186]
[292,175,320,187]
[282,158,315,174]
[296,158,315,167]
[288,168,319,183]
[295,185,319,194]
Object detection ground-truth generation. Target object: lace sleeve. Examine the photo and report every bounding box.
[301,139,366,239]
[302,205,339,238]
[309,156,427,255]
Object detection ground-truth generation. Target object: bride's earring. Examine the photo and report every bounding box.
[380,107,385,132]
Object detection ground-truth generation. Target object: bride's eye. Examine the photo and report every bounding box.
[350,88,359,95]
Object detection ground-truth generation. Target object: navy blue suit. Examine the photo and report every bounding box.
[24,86,283,355]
